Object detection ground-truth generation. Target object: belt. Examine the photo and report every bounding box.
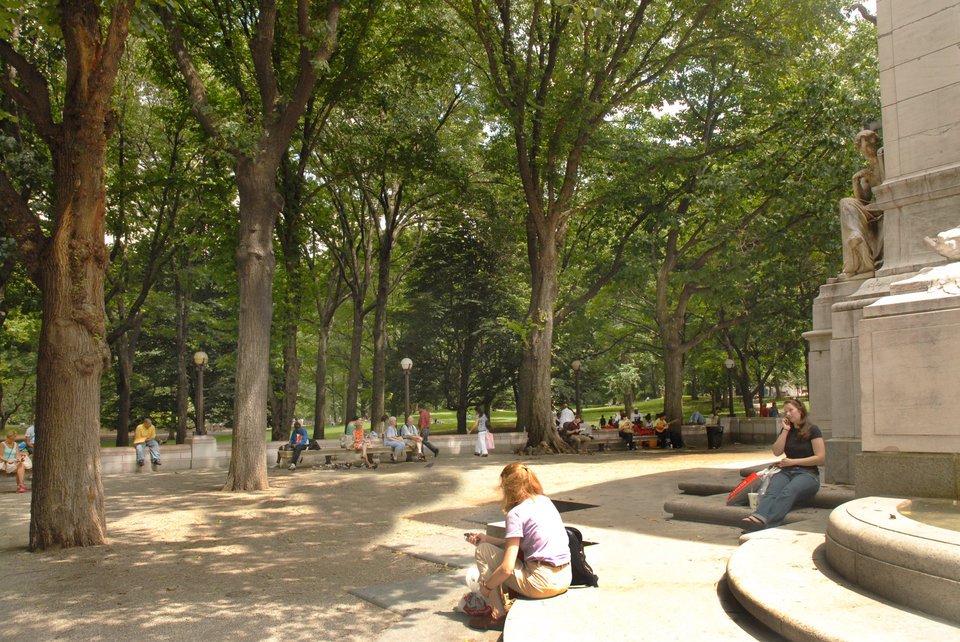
[531,560,570,568]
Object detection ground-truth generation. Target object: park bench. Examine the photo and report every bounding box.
[276,435,419,468]
[581,429,658,452]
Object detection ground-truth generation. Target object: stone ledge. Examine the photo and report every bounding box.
[726,527,960,641]
[677,482,854,510]
[826,496,960,623]
[664,493,824,528]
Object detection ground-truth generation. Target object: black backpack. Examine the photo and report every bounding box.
[566,526,598,587]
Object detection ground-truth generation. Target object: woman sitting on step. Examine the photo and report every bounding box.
[465,463,571,630]
[742,398,825,532]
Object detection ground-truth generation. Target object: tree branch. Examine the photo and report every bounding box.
[157,6,228,147]
[0,40,59,147]
[0,169,45,285]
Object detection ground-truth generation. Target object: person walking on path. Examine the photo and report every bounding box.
[742,398,825,532]
[2,430,31,493]
[464,463,571,630]
[133,418,161,468]
[417,404,439,458]
[468,405,489,457]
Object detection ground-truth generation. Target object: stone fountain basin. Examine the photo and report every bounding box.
[826,496,960,624]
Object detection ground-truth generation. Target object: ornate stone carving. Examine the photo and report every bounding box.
[838,129,884,277]
[924,226,960,261]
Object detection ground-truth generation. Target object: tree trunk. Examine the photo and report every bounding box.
[456,331,477,434]
[345,295,365,428]
[175,272,189,444]
[662,345,685,425]
[222,159,275,491]
[311,264,343,440]
[113,316,141,447]
[519,238,568,453]
[624,385,634,417]
[756,367,765,414]
[736,365,754,417]
[29,135,112,550]
[271,315,300,442]
[370,240,392,433]
[14,0,137,551]
[313,325,330,440]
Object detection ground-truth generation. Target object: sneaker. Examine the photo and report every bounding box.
[153,460,161,466]
[288,463,296,470]
[137,460,144,467]
[434,449,440,458]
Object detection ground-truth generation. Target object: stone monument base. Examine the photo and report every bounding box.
[856,451,960,499]
[855,263,960,500]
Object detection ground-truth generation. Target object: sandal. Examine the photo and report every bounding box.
[740,515,765,532]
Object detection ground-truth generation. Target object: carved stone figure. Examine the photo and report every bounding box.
[838,129,884,277]
[924,226,960,261]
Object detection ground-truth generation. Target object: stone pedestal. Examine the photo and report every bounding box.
[806,0,960,495]
[855,264,960,499]
[187,435,220,469]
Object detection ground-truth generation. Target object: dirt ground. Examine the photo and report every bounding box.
[2,446,774,641]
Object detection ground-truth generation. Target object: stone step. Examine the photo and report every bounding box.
[726,527,960,641]
[678,481,854,510]
[664,493,827,528]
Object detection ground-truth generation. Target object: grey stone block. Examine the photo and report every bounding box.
[855,452,960,499]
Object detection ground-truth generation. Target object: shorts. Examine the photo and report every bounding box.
[3,457,31,474]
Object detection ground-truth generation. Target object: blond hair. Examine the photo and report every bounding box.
[499,462,543,513]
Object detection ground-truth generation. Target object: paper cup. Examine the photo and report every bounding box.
[748,492,759,511]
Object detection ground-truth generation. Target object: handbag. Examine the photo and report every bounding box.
[485,431,495,449]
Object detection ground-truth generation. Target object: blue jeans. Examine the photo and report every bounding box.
[136,439,160,464]
[755,468,820,527]
[385,439,406,456]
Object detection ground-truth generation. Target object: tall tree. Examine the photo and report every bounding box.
[448,0,722,449]
[159,0,342,490]
[0,1,136,549]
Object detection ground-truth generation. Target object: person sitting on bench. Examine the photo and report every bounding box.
[401,415,426,461]
[283,419,315,470]
[618,412,636,450]
[560,417,591,452]
[383,416,406,463]
[349,417,379,469]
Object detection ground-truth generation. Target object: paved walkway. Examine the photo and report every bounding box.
[3,445,783,641]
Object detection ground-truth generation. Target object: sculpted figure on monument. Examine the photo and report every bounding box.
[838,129,884,277]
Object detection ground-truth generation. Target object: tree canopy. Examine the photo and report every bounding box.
[0,0,879,548]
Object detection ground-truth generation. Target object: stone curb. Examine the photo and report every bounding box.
[726,527,960,641]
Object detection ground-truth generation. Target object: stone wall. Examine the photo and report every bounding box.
[99,432,532,475]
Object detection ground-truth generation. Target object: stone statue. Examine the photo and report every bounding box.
[924,226,960,261]
[838,129,884,277]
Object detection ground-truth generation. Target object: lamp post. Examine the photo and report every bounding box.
[724,358,735,417]
[571,360,582,417]
[400,358,413,419]
[193,351,208,435]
